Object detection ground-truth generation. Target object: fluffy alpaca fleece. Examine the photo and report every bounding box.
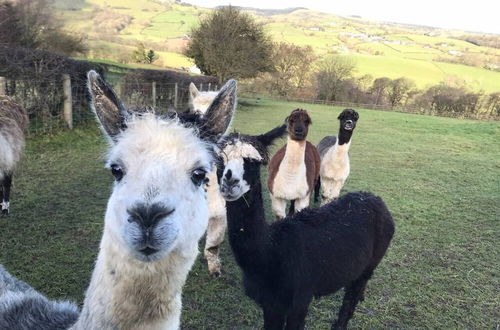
[188,82,218,115]
[267,109,320,218]
[316,109,359,204]
[188,82,228,275]
[0,96,28,214]
[217,129,395,330]
[0,72,237,330]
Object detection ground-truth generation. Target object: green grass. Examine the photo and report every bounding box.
[0,99,499,328]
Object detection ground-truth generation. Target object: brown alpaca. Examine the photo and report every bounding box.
[267,109,320,219]
[0,96,28,215]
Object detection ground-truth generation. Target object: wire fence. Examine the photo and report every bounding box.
[1,73,497,137]
[239,90,499,121]
[0,75,218,136]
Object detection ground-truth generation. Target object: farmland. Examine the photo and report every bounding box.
[54,0,500,92]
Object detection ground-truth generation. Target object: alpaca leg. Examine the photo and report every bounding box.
[263,307,286,330]
[313,177,321,203]
[332,275,371,330]
[285,303,310,330]
[320,178,343,205]
[271,195,287,220]
[1,173,12,215]
[204,214,227,276]
[330,178,345,201]
[294,194,310,213]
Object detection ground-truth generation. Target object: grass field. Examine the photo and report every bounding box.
[0,99,499,328]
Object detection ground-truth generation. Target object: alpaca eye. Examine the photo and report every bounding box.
[110,164,124,181]
[191,168,208,186]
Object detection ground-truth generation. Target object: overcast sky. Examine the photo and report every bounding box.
[185,0,500,35]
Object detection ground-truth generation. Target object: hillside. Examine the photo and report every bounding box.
[54,0,500,92]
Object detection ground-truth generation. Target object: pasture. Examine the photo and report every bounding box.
[0,99,498,329]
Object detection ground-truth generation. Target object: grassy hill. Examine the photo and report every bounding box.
[54,0,500,92]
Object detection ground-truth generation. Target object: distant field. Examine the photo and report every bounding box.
[55,0,500,92]
[86,39,194,68]
[1,98,498,329]
[346,54,500,92]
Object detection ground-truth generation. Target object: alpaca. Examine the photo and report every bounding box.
[0,96,28,215]
[188,82,227,276]
[0,71,237,330]
[217,127,395,330]
[188,82,218,115]
[267,109,320,219]
[315,109,359,204]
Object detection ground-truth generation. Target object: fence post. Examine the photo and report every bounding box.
[200,83,203,91]
[0,77,6,96]
[152,81,157,108]
[208,82,211,91]
[174,83,178,109]
[62,74,73,129]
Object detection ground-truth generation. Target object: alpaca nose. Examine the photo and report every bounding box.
[221,176,240,195]
[127,203,175,229]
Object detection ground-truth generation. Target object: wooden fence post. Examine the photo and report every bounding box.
[208,82,211,91]
[200,83,203,91]
[62,74,73,129]
[0,77,6,96]
[152,81,157,108]
[174,83,178,109]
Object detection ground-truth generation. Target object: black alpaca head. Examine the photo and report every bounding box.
[337,108,359,131]
[216,125,286,201]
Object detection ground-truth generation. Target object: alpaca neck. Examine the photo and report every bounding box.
[283,137,306,170]
[226,178,270,275]
[71,229,195,330]
[338,127,353,146]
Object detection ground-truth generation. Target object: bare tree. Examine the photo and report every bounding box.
[371,77,392,105]
[314,55,356,101]
[269,42,316,96]
[0,0,86,56]
[387,77,415,108]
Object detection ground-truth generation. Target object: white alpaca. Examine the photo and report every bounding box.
[188,82,218,116]
[316,109,359,204]
[0,71,237,329]
[188,82,227,276]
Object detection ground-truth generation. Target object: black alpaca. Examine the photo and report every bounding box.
[217,126,395,330]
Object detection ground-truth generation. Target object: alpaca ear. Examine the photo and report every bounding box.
[257,124,287,147]
[200,79,237,142]
[87,70,128,142]
[189,82,200,99]
[354,110,359,121]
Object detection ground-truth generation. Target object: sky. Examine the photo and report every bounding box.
[185,0,500,35]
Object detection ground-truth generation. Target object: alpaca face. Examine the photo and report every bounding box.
[218,126,286,201]
[88,71,237,262]
[286,109,312,141]
[104,116,212,262]
[217,139,261,201]
[337,108,359,131]
[188,82,218,115]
